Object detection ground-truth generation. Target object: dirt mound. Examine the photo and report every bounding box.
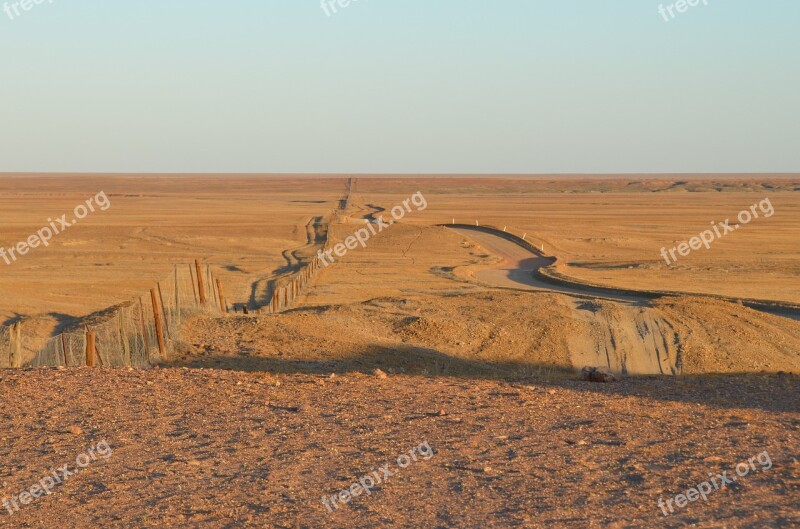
[655,297,800,374]
[173,291,800,377]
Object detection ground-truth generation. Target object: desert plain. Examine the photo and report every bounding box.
[0,174,798,528]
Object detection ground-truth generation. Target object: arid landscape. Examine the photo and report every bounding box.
[4,1,798,526]
[1,175,798,528]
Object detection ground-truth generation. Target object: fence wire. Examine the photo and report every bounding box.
[5,262,224,368]
[4,217,331,369]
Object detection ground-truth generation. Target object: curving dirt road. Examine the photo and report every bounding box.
[450,226,681,375]
[449,227,646,304]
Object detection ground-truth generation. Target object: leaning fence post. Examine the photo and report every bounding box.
[150,288,167,361]
[60,333,68,367]
[10,322,22,368]
[118,311,130,366]
[206,265,215,307]
[195,259,207,305]
[174,265,181,327]
[215,278,227,313]
[157,282,171,340]
[189,263,198,304]
[210,271,220,309]
[85,328,96,367]
[138,297,151,365]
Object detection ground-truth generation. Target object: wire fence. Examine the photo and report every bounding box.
[2,246,330,369]
[260,240,329,315]
[2,179,348,369]
[2,260,228,369]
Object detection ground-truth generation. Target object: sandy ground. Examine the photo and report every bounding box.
[0,368,797,528]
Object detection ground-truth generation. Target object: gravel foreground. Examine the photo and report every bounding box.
[0,368,797,528]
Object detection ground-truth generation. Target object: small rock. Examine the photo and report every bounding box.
[437,409,448,416]
[581,366,619,383]
[373,369,388,379]
[67,426,83,435]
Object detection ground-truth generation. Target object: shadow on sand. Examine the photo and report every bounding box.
[165,341,799,415]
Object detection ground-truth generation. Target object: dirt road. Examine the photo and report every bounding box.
[449,227,679,375]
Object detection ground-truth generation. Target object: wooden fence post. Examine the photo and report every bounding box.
[10,322,22,368]
[215,278,227,313]
[174,264,181,327]
[150,288,167,361]
[195,259,207,305]
[138,297,151,364]
[206,265,215,307]
[157,282,171,340]
[272,290,279,313]
[61,333,68,367]
[118,311,130,366]
[210,271,220,309]
[85,328,96,367]
[189,263,198,304]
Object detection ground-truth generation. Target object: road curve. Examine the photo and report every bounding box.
[449,225,800,321]
[449,226,646,304]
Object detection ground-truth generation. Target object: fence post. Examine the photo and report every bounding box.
[174,264,181,327]
[207,265,215,307]
[150,288,167,361]
[85,328,96,367]
[195,259,207,305]
[189,263,198,304]
[215,278,227,313]
[210,271,220,309]
[272,290,279,313]
[61,333,68,367]
[118,311,130,366]
[138,297,151,364]
[10,322,22,368]
[157,282,171,340]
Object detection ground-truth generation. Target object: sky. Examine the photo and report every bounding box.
[0,0,798,174]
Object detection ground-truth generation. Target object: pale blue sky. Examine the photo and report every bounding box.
[0,0,798,173]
